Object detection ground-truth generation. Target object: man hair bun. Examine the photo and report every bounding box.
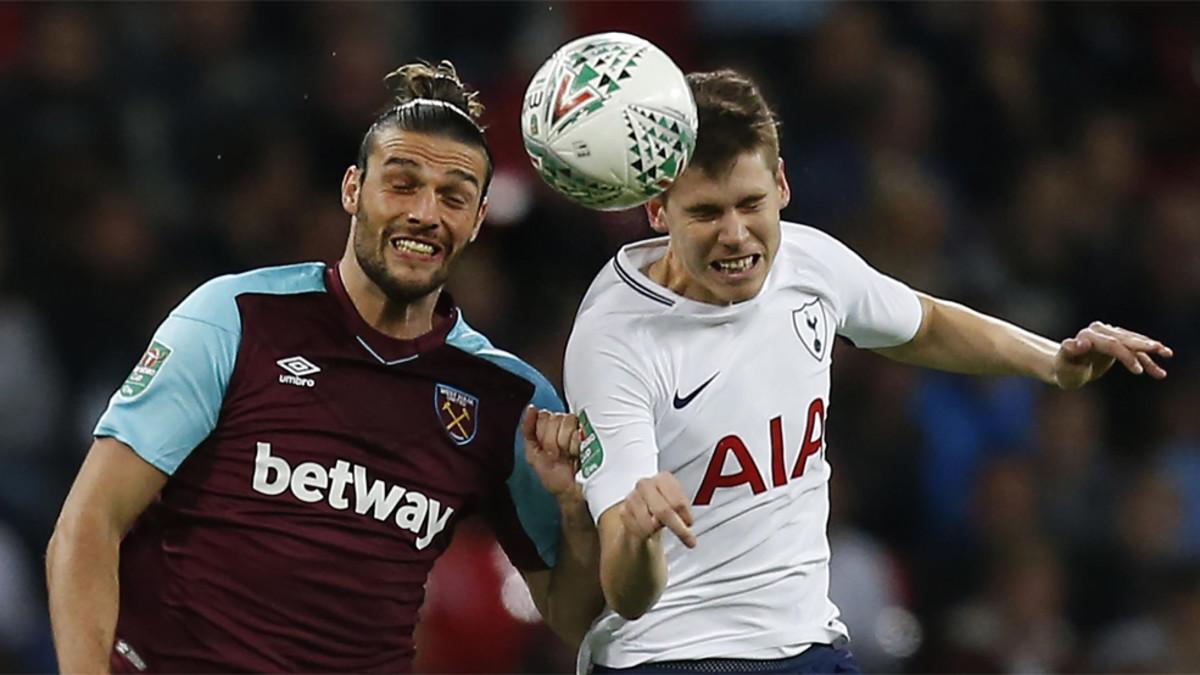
[382,60,484,121]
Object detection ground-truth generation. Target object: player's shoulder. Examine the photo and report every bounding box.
[775,220,869,281]
[575,237,674,326]
[778,220,855,260]
[174,262,329,332]
[446,316,562,411]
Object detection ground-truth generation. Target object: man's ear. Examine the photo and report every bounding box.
[341,165,361,216]
[776,158,791,210]
[470,197,488,242]
[645,196,669,234]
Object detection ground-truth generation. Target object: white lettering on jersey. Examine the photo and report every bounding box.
[252,442,454,550]
[277,356,320,387]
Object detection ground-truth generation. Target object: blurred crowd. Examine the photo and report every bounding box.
[0,2,1197,673]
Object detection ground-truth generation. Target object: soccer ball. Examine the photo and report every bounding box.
[521,32,698,211]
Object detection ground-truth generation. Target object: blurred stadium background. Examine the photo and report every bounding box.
[1,1,1198,672]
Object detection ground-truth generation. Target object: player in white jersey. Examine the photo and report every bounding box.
[564,70,1173,674]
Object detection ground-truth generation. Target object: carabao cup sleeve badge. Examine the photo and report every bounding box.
[578,409,605,479]
[120,340,172,398]
[435,384,479,446]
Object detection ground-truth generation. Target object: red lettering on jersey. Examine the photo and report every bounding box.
[791,398,826,479]
[693,435,767,506]
[769,416,787,488]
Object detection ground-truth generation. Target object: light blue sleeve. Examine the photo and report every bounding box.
[447,318,565,568]
[94,278,242,475]
[505,370,566,568]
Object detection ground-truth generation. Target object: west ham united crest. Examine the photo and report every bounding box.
[792,298,830,362]
[435,384,479,446]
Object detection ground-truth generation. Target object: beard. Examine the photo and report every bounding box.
[353,206,456,304]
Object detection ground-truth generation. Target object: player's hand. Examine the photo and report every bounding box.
[521,406,582,499]
[620,472,697,549]
[1054,322,1173,389]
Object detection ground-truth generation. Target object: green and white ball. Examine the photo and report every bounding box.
[521,32,698,211]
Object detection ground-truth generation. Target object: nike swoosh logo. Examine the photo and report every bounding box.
[673,372,719,410]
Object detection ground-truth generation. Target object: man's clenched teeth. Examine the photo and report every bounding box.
[391,237,437,256]
[712,254,759,272]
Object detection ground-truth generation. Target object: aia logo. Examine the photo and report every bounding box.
[693,398,827,506]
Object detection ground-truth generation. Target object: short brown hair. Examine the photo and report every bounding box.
[685,70,780,177]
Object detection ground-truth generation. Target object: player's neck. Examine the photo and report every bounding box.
[337,258,440,341]
[646,248,725,306]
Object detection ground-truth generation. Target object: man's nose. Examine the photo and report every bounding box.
[715,213,750,246]
[406,187,439,225]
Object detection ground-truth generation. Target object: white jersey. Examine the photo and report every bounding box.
[564,221,923,668]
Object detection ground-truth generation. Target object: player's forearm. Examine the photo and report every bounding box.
[599,523,668,621]
[46,517,121,674]
[878,294,1059,385]
[543,493,605,646]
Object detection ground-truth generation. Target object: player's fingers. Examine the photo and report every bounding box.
[655,474,695,527]
[568,422,582,461]
[639,484,696,547]
[1094,323,1166,356]
[1136,351,1169,379]
[521,405,538,445]
[1062,335,1091,359]
[655,507,697,548]
[554,413,578,454]
[1082,331,1141,374]
[621,496,659,538]
[534,409,554,449]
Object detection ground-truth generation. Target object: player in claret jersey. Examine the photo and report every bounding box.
[564,69,1174,674]
[46,61,603,673]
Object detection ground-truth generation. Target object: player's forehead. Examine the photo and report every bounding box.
[369,129,487,185]
[670,150,776,207]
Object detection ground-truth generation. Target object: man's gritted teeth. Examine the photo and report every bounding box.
[388,235,444,261]
[710,253,761,276]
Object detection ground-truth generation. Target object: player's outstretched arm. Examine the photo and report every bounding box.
[47,437,167,674]
[876,293,1173,388]
[597,472,696,620]
[519,407,606,647]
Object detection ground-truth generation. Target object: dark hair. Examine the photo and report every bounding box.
[685,69,780,177]
[356,60,493,194]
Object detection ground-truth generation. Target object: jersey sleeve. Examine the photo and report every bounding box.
[93,278,242,475]
[820,233,924,348]
[564,324,660,525]
[489,369,566,571]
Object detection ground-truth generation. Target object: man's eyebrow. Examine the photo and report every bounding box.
[381,157,479,189]
[445,169,480,189]
[684,202,722,215]
[382,157,418,170]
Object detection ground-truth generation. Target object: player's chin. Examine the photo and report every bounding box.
[382,265,449,299]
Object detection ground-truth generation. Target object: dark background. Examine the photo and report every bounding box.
[0,2,1197,672]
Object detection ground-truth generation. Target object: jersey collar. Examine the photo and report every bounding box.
[616,237,783,319]
[326,263,457,365]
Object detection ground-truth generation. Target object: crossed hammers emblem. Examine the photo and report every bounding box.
[441,400,472,438]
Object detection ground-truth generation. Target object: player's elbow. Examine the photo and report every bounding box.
[609,598,651,621]
[601,577,659,621]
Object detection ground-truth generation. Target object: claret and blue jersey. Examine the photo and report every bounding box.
[95,262,562,673]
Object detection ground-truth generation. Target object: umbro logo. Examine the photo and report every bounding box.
[673,372,719,410]
[277,356,320,387]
